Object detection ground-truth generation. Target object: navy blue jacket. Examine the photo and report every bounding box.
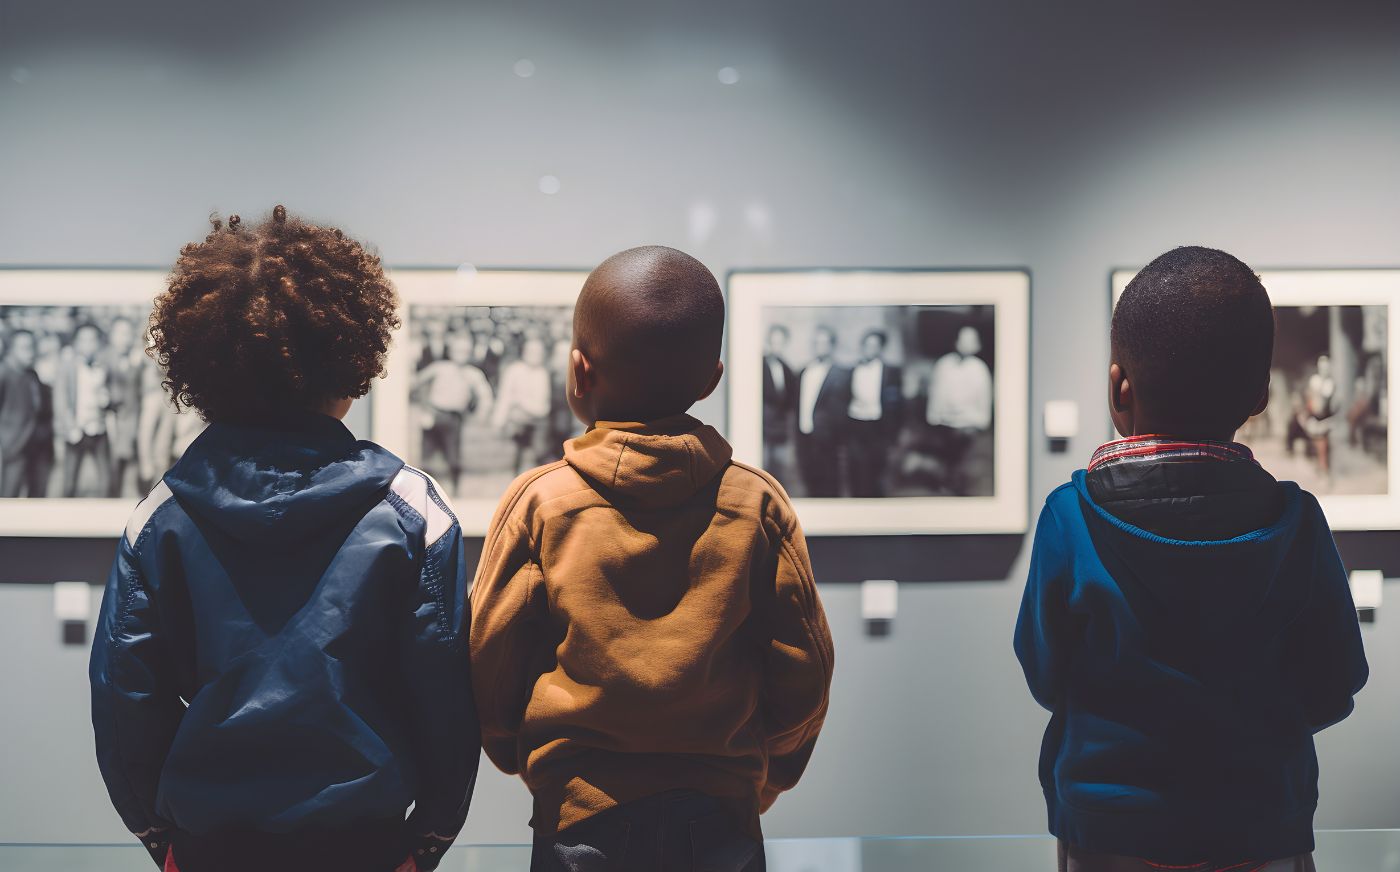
[90,414,478,872]
[1015,470,1367,863]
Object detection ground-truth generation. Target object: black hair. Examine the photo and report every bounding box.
[5,329,34,353]
[151,205,399,422]
[863,328,888,348]
[73,322,104,341]
[767,323,790,339]
[1113,245,1273,436]
[575,245,725,420]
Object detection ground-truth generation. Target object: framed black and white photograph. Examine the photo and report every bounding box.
[1112,269,1400,531]
[728,270,1030,535]
[373,269,589,534]
[0,269,205,536]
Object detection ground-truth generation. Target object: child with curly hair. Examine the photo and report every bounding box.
[89,207,478,872]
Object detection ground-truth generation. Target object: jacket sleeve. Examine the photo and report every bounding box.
[401,498,480,871]
[759,513,835,811]
[1014,503,1076,711]
[89,539,184,865]
[1290,506,1369,732]
[469,482,547,776]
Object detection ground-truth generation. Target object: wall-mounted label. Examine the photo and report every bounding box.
[1350,570,1383,610]
[53,582,91,622]
[1044,401,1080,439]
[861,579,898,621]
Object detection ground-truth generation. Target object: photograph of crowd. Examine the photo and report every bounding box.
[405,304,579,500]
[759,304,996,500]
[1241,304,1387,495]
[0,304,202,501]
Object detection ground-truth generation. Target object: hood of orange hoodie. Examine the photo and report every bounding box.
[563,415,733,509]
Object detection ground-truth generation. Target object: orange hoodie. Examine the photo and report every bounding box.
[469,416,834,836]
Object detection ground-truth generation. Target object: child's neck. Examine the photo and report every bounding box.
[1129,428,1238,443]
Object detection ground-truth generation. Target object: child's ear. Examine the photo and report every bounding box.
[1250,376,1271,418]
[570,348,593,397]
[1109,362,1134,438]
[696,360,725,402]
[1109,363,1132,412]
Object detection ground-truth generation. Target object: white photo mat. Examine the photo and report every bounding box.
[0,269,170,537]
[374,269,588,535]
[1111,269,1400,531]
[728,270,1031,535]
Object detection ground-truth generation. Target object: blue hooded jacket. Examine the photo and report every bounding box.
[1015,471,1367,863]
[90,414,478,871]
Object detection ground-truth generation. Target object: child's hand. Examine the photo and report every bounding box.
[393,858,418,872]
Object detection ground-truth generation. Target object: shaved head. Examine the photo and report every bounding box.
[573,245,725,422]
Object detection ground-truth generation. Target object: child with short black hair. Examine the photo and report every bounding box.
[470,245,834,872]
[90,207,478,872]
[1016,246,1368,872]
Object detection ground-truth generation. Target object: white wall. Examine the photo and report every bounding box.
[1,0,1397,845]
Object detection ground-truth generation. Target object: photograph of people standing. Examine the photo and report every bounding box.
[0,330,53,498]
[1241,304,1388,495]
[405,304,582,500]
[758,303,996,499]
[55,323,115,497]
[761,324,798,476]
[491,336,553,475]
[845,329,904,497]
[912,325,993,495]
[796,325,852,498]
[0,303,179,501]
[104,316,144,498]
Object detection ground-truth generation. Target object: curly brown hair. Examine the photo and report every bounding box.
[149,205,400,422]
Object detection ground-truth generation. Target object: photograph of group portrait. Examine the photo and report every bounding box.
[728,270,1030,535]
[372,269,589,533]
[1112,269,1400,530]
[0,270,205,536]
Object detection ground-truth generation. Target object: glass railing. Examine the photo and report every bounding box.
[2,831,1397,871]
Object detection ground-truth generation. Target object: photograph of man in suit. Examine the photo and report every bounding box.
[55,322,112,498]
[845,329,904,497]
[761,324,798,474]
[796,325,852,497]
[0,330,54,498]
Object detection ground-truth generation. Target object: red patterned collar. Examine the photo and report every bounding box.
[1088,435,1257,473]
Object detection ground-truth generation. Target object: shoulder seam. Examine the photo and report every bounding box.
[125,481,176,549]
[477,460,569,566]
[725,460,800,533]
[390,465,459,547]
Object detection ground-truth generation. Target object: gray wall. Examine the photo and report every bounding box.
[1,0,1398,845]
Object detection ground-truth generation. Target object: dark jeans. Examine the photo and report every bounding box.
[531,790,764,872]
[168,820,409,872]
[62,432,110,498]
[1057,842,1316,872]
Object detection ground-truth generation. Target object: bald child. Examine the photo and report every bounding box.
[470,246,834,872]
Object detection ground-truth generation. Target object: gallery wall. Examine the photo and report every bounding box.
[2,0,1399,844]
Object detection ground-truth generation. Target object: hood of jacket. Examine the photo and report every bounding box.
[164,412,404,546]
[1071,468,1307,629]
[563,415,733,510]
